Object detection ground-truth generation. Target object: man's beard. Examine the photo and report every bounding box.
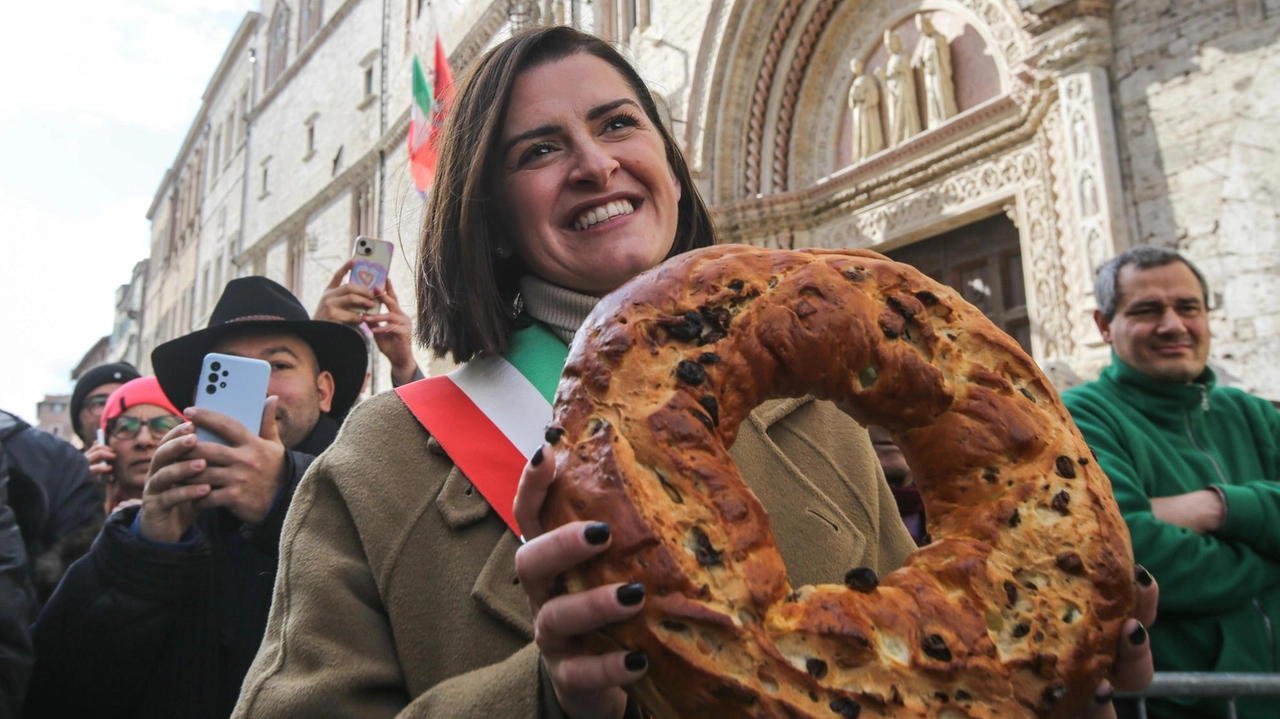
[277,399,322,449]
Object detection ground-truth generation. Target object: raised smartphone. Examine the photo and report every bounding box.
[193,353,271,445]
[349,236,394,293]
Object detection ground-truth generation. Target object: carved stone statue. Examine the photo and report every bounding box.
[914,14,958,129]
[848,58,885,162]
[876,29,921,146]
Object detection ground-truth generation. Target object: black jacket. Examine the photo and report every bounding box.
[0,443,36,719]
[23,415,338,719]
[0,411,102,569]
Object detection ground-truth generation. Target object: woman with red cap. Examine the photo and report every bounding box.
[90,377,182,514]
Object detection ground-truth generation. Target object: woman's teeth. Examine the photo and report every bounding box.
[573,199,634,230]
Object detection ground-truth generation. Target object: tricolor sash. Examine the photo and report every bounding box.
[396,323,568,535]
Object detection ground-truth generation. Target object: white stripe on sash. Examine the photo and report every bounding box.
[448,355,552,460]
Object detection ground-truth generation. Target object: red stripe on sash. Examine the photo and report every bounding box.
[396,377,525,536]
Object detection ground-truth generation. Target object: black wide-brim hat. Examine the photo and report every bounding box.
[152,276,368,420]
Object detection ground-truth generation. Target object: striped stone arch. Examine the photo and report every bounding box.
[688,0,1126,372]
[688,0,1036,205]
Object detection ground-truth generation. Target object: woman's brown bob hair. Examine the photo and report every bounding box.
[416,25,718,363]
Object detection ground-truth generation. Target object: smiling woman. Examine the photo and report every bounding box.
[495,56,682,296]
[232,26,1155,719]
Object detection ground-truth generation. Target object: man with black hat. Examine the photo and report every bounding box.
[70,362,141,450]
[24,277,367,719]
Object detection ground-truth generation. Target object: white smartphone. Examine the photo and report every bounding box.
[193,353,271,445]
[349,236,394,293]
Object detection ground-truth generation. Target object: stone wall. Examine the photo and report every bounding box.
[1111,0,1280,398]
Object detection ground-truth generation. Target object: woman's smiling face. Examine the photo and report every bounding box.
[496,53,681,297]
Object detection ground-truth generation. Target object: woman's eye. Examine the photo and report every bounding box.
[519,144,555,165]
[603,113,640,133]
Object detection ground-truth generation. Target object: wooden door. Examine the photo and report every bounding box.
[886,213,1031,353]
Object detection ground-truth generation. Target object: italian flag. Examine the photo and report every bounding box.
[396,324,567,535]
[408,36,455,195]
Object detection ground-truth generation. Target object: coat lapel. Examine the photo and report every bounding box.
[472,532,534,639]
[430,437,534,638]
[736,398,871,585]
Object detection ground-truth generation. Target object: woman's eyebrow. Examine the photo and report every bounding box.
[502,99,641,156]
[504,123,562,156]
[585,98,638,121]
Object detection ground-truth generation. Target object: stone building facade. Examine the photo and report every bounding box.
[120,0,1280,399]
[35,394,74,445]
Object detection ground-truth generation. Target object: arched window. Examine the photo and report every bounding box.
[266,3,291,88]
[299,0,322,47]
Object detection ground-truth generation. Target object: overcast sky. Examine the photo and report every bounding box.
[0,1,258,422]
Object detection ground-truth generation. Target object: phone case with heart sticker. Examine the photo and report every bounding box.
[350,236,394,292]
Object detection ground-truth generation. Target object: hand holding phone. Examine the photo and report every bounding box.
[349,236,394,293]
[87,430,114,476]
[193,353,271,445]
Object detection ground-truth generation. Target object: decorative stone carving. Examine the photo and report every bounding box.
[847,58,885,163]
[1079,171,1099,216]
[914,14,959,130]
[695,0,1125,373]
[877,29,922,146]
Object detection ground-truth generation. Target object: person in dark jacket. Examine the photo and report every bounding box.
[25,277,367,719]
[0,409,103,603]
[0,441,36,719]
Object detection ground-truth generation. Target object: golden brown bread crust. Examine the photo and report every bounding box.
[542,245,1135,718]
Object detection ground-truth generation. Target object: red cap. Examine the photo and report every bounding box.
[100,377,182,432]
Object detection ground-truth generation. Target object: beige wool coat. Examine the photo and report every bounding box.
[232,390,916,718]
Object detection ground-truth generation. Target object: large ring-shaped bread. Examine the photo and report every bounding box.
[543,245,1135,718]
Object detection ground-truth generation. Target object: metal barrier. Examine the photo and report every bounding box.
[1115,672,1280,719]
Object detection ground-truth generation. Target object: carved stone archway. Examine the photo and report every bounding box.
[692,0,1128,375]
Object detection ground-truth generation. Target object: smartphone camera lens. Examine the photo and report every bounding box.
[221,370,229,377]
[208,373,218,382]
[211,361,221,372]
[206,384,217,395]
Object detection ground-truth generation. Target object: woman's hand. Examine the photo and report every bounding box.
[1089,565,1158,717]
[365,278,420,385]
[314,259,379,324]
[513,444,647,719]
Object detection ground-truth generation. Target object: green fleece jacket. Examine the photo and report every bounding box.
[1063,355,1280,719]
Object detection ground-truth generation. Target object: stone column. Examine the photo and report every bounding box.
[1036,16,1131,365]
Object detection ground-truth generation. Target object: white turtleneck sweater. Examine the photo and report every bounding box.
[518,274,600,346]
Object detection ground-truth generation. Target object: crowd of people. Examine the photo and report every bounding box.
[0,24,1272,719]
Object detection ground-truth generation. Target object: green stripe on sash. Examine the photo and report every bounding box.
[503,322,569,405]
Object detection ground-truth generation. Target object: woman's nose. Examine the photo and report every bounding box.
[568,141,620,186]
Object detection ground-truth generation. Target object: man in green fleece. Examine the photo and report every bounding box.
[1064,247,1280,719]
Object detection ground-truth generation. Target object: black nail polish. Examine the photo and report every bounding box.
[530,446,545,466]
[624,651,648,672]
[1136,565,1154,587]
[617,582,645,606]
[584,522,611,545]
[1095,687,1114,704]
[545,427,564,445]
[1129,623,1147,646]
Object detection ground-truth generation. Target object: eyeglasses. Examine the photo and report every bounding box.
[108,415,182,441]
[84,395,110,412]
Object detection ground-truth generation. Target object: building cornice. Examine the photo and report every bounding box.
[146,168,175,220]
[147,11,260,220]
[202,12,261,102]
